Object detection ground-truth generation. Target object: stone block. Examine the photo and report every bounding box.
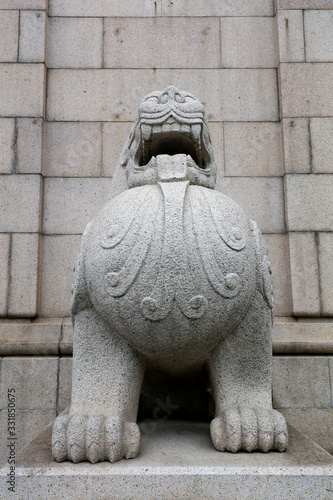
[288,232,321,316]
[223,177,285,233]
[0,409,56,467]
[305,10,333,62]
[19,10,46,63]
[39,235,81,317]
[0,357,58,410]
[277,10,305,63]
[44,122,102,177]
[221,17,277,68]
[7,233,39,318]
[264,234,292,317]
[0,234,10,317]
[285,174,333,231]
[104,18,220,69]
[281,409,333,455]
[0,175,41,232]
[49,0,161,16]
[277,0,333,8]
[58,357,72,411]
[102,122,132,177]
[318,233,333,316]
[311,118,333,174]
[0,64,45,117]
[46,18,103,69]
[0,118,14,174]
[273,321,333,355]
[0,320,62,355]
[0,0,47,8]
[0,10,18,63]
[47,69,278,122]
[281,118,311,174]
[162,0,274,16]
[42,178,111,234]
[272,356,331,409]
[279,63,333,117]
[224,122,282,176]
[60,317,73,355]
[16,118,43,174]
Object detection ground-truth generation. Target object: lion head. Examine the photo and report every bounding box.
[117,86,217,191]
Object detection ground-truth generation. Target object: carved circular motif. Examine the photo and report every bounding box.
[189,295,208,311]
[141,297,158,313]
[105,272,119,287]
[231,227,242,241]
[225,273,240,291]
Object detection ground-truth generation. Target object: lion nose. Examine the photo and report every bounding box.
[161,86,185,104]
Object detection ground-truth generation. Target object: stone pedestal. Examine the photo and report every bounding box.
[1,421,332,499]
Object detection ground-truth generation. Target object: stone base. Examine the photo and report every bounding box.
[1,421,333,499]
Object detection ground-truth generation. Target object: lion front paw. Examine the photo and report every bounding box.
[52,414,140,463]
[210,407,288,453]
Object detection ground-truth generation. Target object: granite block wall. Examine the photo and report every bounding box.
[0,0,332,459]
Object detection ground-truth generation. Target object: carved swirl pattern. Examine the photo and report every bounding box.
[101,182,246,320]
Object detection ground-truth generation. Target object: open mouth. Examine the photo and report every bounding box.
[134,118,211,172]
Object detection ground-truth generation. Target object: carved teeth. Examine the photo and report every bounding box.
[141,124,152,141]
[180,124,191,134]
[191,124,201,142]
[153,125,162,134]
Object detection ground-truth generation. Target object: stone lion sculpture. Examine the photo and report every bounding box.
[52,86,288,463]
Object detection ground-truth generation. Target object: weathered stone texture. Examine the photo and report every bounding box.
[0,409,56,466]
[47,69,278,122]
[0,64,45,117]
[162,0,274,16]
[49,0,161,17]
[224,122,282,176]
[7,233,39,318]
[223,177,285,233]
[16,118,43,174]
[285,174,333,231]
[288,232,321,316]
[318,233,333,315]
[0,10,19,63]
[58,357,72,411]
[0,357,58,410]
[281,118,311,174]
[277,0,333,8]
[42,178,110,234]
[280,409,333,455]
[0,234,10,316]
[279,63,333,117]
[0,0,47,8]
[304,10,333,62]
[39,235,81,317]
[46,18,103,69]
[102,122,133,177]
[311,118,333,173]
[277,10,305,63]
[104,18,220,69]
[0,320,62,355]
[49,0,274,17]
[0,175,42,233]
[265,234,292,317]
[273,356,331,409]
[221,17,277,68]
[44,122,102,177]
[0,118,14,174]
[19,10,46,63]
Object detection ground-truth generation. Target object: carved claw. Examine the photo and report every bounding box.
[210,407,288,453]
[52,414,140,463]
